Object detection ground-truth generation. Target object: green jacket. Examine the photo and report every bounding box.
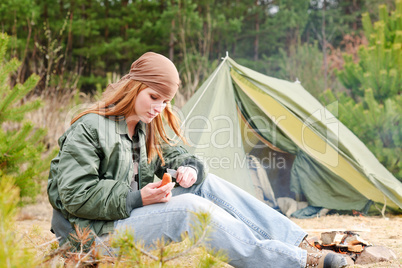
[47,113,205,242]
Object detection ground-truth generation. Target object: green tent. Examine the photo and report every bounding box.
[175,55,402,211]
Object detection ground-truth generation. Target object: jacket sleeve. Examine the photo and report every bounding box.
[57,122,131,220]
[153,144,206,184]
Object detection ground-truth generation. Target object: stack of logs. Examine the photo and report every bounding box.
[307,231,371,261]
[306,230,398,265]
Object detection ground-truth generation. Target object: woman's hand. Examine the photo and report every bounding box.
[176,166,197,188]
[141,181,175,206]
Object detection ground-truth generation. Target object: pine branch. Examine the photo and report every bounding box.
[91,231,115,257]
[163,223,210,262]
[42,242,72,263]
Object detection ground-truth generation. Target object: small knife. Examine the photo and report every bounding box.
[166,168,177,178]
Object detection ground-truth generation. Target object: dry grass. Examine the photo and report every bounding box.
[24,90,94,150]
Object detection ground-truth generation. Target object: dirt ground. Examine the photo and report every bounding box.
[16,197,402,267]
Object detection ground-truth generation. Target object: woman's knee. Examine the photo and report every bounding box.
[173,194,228,222]
[201,173,227,188]
[171,193,214,212]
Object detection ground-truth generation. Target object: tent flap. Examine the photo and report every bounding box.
[291,150,369,210]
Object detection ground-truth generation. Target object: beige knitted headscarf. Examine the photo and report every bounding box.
[106,52,180,97]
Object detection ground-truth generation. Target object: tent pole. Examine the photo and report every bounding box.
[222,51,229,60]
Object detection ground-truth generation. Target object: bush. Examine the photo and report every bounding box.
[336,1,401,102]
[321,0,401,181]
[322,88,401,180]
[0,178,38,267]
[0,33,53,200]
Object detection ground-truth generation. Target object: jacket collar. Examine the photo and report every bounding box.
[135,121,146,135]
[116,117,146,138]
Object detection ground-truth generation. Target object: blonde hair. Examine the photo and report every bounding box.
[71,80,186,165]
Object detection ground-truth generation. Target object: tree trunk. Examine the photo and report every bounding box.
[104,0,109,41]
[79,3,86,74]
[168,0,175,61]
[322,0,328,91]
[254,0,259,61]
[17,18,32,84]
[169,19,175,61]
[121,0,129,39]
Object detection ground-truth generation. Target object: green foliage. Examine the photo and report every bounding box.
[233,0,310,60]
[0,0,383,96]
[0,0,318,93]
[321,1,401,181]
[0,178,38,267]
[306,1,362,48]
[77,73,108,93]
[276,41,341,98]
[322,89,401,180]
[337,0,401,101]
[0,33,52,200]
[0,36,41,123]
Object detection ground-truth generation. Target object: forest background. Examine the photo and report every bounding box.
[0,0,401,266]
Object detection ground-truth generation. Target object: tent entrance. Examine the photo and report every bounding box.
[248,141,298,201]
[237,105,302,205]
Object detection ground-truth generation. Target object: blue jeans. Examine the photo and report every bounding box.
[114,174,308,267]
